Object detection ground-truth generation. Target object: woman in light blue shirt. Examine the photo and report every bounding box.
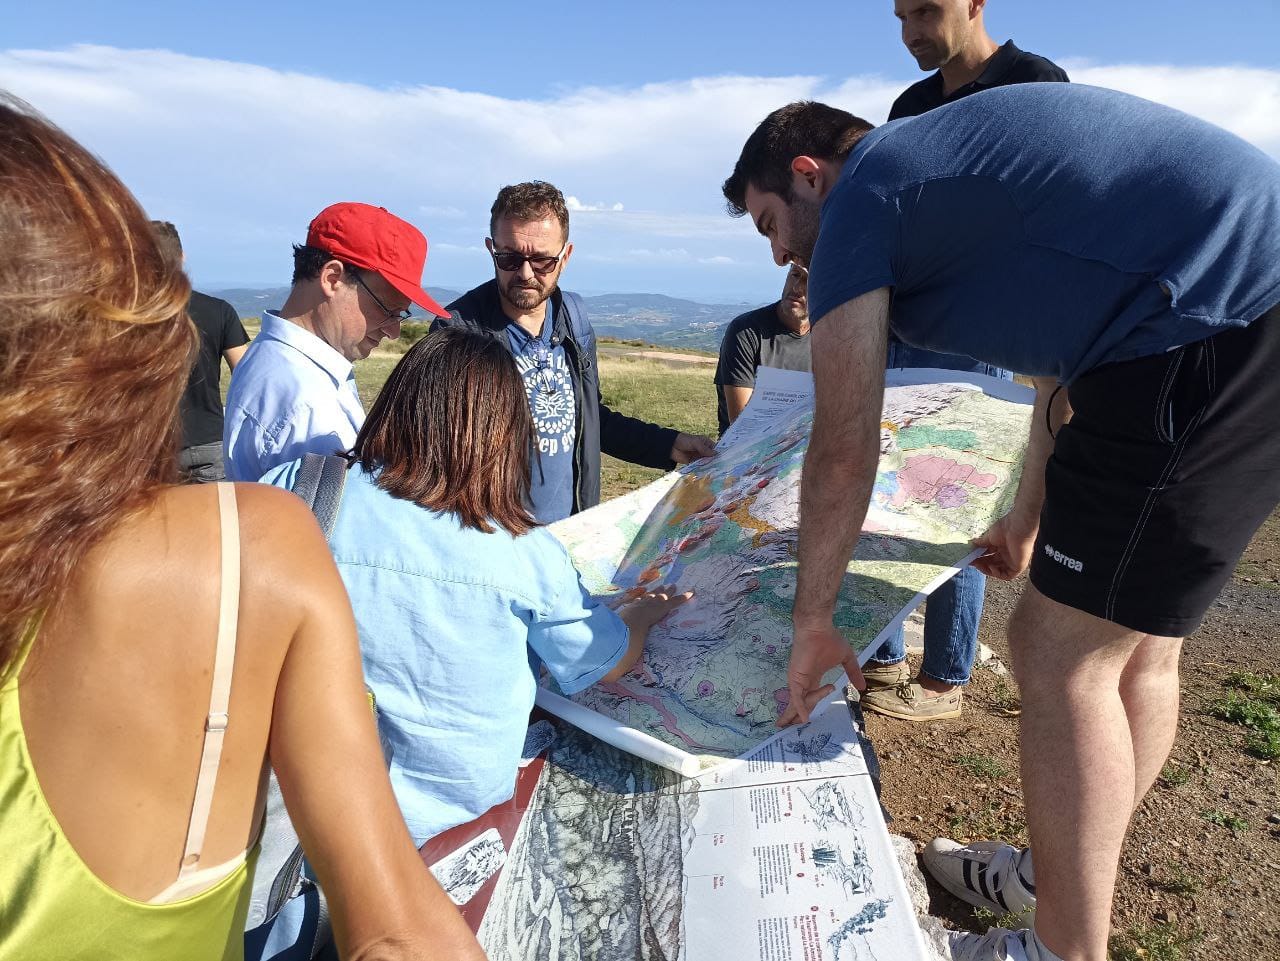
[266,329,687,843]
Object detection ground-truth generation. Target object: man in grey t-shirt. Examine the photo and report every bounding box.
[714,264,812,434]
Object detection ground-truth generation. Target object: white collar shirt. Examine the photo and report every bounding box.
[222,310,365,481]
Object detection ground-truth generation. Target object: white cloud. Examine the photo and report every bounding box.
[419,204,468,219]
[1,45,1276,299]
[431,242,488,253]
[566,196,625,212]
[1065,62,1280,155]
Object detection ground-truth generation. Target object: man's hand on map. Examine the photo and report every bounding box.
[603,584,695,682]
[670,432,717,464]
[972,509,1040,580]
[776,620,864,728]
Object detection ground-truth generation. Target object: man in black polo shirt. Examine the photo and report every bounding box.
[889,0,1067,121]
[151,221,249,482]
[714,263,812,435]
[858,0,1071,725]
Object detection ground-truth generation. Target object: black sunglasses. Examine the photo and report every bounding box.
[489,241,568,275]
[352,271,412,323]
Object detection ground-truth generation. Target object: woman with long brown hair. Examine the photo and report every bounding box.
[0,97,484,960]
[264,327,689,845]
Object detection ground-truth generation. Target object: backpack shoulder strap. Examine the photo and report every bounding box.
[292,454,349,540]
[559,290,593,346]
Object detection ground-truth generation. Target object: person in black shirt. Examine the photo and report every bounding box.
[870,5,1069,956]
[860,1,1070,725]
[714,263,812,435]
[889,0,1067,121]
[151,222,249,482]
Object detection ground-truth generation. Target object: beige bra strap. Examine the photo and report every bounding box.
[178,482,241,877]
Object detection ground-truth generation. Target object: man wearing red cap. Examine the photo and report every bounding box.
[223,203,448,482]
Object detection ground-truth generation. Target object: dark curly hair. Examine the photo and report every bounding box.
[722,101,873,216]
[489,181,570,239]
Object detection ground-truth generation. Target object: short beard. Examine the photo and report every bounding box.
[777,302,808,332]
[786,195,823,268]
[500,275,553,313]
[913,47,943,71]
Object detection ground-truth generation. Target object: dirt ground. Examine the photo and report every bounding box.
[868,513,1280,959]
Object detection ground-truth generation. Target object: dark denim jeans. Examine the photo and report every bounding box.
[179,441,227,483]
[871,339,1012,685]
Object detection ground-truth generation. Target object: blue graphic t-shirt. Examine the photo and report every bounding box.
[507,303,577,523]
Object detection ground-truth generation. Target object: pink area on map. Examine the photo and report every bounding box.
[600,682,720,750]
[889,455,998,508]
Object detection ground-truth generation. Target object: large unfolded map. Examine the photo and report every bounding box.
[540,368,1033,773]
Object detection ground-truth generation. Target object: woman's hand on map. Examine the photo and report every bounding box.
[603,585,695,682]
[777,621,864,728]
[616,584,694,632]
[670,432,718,464]
[972,510,1040,580]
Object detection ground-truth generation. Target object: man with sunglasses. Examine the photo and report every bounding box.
[437,181,715,523]
[224,202,449,481]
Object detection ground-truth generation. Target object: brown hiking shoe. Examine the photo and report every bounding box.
[860,660,911,690]
[860,681,963,721]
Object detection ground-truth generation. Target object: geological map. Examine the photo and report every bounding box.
[542,369,1033,771]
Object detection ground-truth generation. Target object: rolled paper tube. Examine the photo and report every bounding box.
[534,687,704,777]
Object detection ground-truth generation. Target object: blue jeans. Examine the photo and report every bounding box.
[871,339,1013,686]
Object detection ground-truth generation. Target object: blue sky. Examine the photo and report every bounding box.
[4,1,1279,302]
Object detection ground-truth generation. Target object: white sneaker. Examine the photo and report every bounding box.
[947,927,1058,961]
[923,839,1036,925]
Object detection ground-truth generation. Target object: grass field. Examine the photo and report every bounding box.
[594,355,717,499]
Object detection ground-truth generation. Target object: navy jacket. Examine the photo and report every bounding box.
[434,280,678,514]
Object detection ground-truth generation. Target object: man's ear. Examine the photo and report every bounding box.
[560,241,574,270]
[790,155,828,201]
[318,259,347,299]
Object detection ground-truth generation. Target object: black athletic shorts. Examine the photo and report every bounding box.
[1029,301,1280,638]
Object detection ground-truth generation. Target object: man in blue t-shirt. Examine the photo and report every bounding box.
[723,86,1280,961]
[437,182,715,524]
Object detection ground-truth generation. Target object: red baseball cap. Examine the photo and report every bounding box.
[306,202,449,318]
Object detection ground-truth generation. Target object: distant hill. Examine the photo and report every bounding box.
[580,293,760,351]
[209,285,765,353]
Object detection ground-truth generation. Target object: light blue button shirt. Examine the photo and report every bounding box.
[222,311,365,481]
[263,460,629,843]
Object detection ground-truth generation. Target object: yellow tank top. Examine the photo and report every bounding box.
[0,488,257,960]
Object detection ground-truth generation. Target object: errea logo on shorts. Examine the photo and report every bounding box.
[1043,543,1084,573]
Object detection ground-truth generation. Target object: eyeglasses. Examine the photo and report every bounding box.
[489,241,568,275]
[352,271,412,323]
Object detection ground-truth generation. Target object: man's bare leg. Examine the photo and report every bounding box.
[1119,635,1184,808]
[1008,586,1182,961]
